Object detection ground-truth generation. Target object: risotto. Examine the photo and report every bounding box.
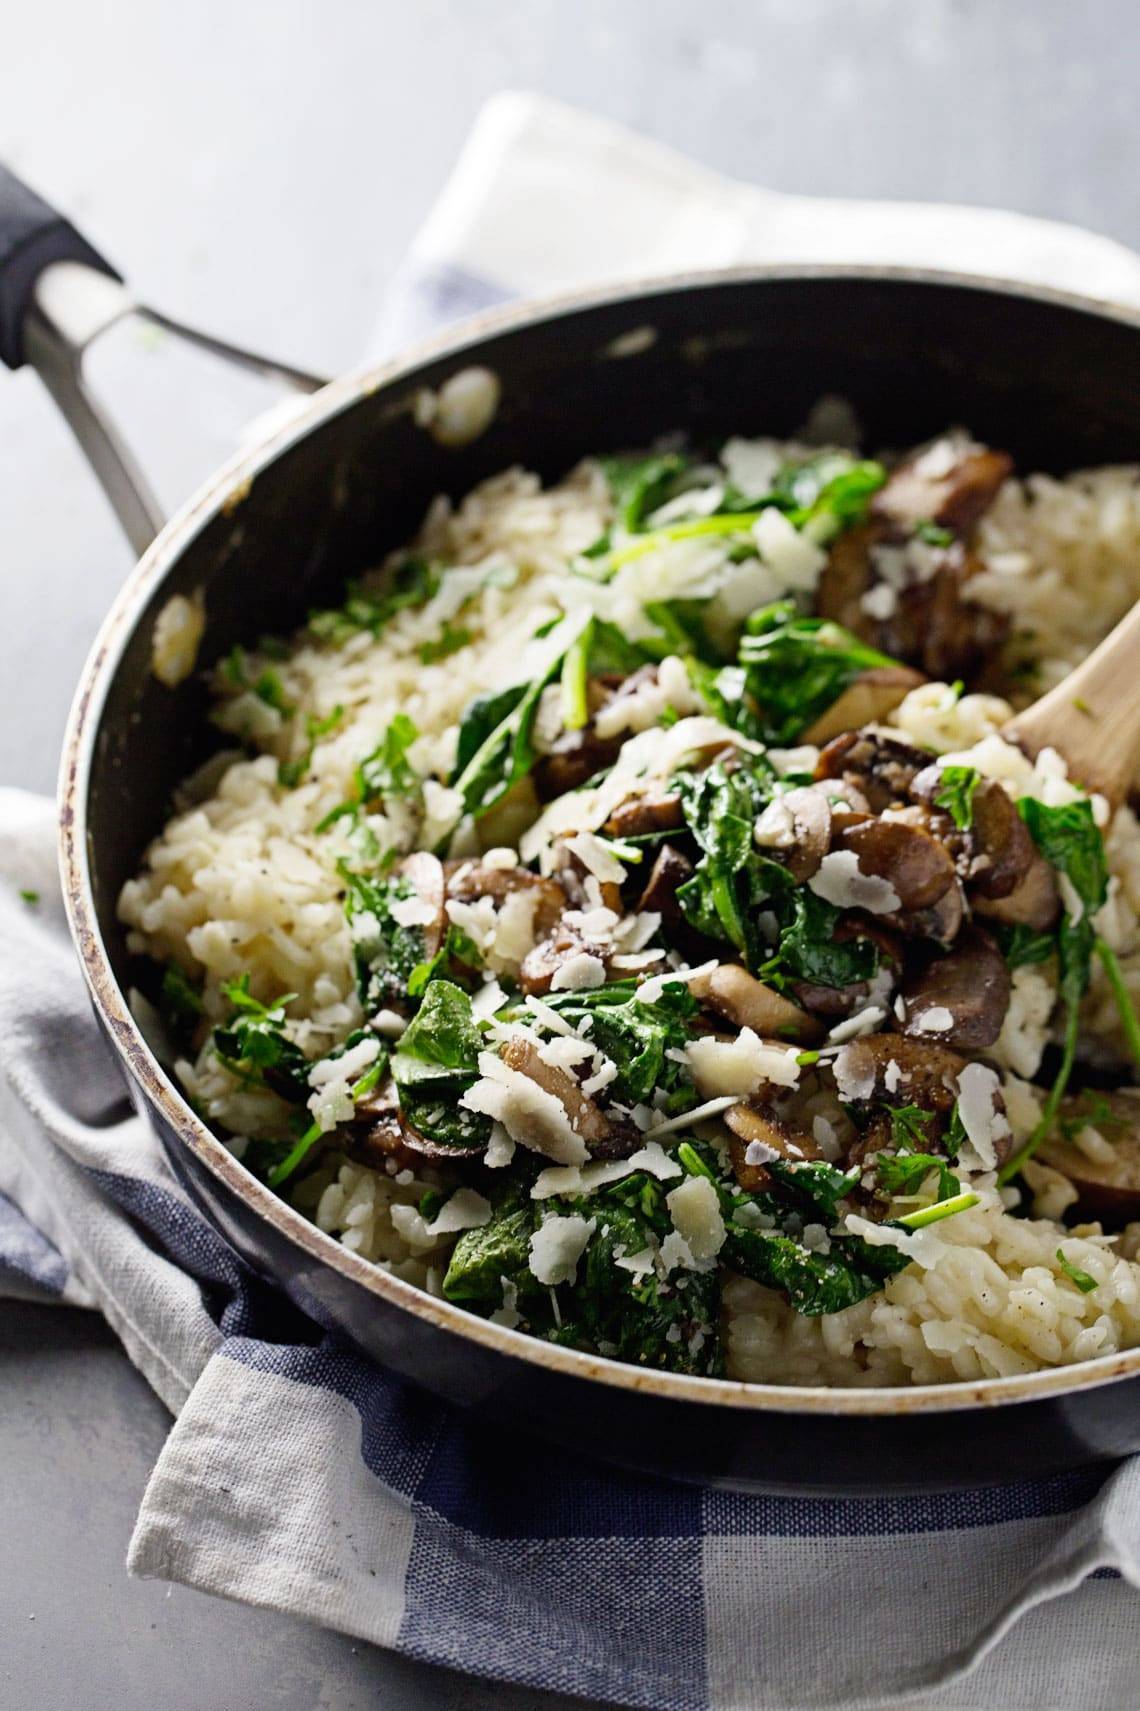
[119,422,1140,1386]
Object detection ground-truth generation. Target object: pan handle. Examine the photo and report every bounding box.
[0,162,329,555]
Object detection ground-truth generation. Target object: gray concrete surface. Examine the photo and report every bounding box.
[2,1,1140,1704]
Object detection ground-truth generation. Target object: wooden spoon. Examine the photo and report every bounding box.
[1004,601,1140,808]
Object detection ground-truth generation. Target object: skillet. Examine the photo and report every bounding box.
[7,163,1140,1493]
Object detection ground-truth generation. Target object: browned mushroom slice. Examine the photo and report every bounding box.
[534,727,624,802]
[398,851,446,958]
[899,926,1012,1050]
[346,1096,484,1169]
[815,728,930,813]
[973,852,1061,933]
[801,666,927,747]
[910,768,1037,901]
[832,1032,967,1114]
[871,444,1013,535]
[916,559,1010,684]
[689,963,825,1044]
[444,860,567,940]
[880,877,966,945]
[816,521,875,628]
[1035,1090,1140,1223]
[724,1103,821,1191]
[830,815,957,912]
[602,792,684,838]
[758,786,833,885]
[499,1036,639,1159]
[635,843,694,923]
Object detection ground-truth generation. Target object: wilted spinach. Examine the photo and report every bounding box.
[737,600,901,745]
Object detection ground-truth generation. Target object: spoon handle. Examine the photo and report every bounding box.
[1005,600,1140,807]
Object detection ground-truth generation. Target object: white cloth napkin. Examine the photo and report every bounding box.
[370,91,1140,358]
[6,92,1140,1711]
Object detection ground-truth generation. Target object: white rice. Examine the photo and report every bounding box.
[119,439,1140,1386]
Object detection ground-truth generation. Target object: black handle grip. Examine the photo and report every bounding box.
[0,163,121,370]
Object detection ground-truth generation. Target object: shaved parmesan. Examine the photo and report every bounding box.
[461,1051,589,1164]
[955,1062,1010,1172]
[685,1028,801,1098]
[530,1139,683,1200]
[549,952,607,992]
[808,850,901,915]
[666,1175,727,1261]
[528,1214,596,1286]
[844,1212,944,1269]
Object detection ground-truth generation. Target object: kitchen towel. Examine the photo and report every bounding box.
[5,92,1140,1711]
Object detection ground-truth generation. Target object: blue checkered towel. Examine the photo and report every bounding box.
[7,95,1140,1711]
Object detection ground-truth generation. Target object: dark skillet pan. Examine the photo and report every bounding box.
[8,164,1140,1494]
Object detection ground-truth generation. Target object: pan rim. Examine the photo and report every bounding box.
[59,261,1140,1420]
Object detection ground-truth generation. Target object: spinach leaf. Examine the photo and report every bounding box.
[874,1151,960,1203]
[450,614,589,818]
[567,1171,722,1375]
[1056,1249,1098,1293]
[278,704,345,788]
[160,962,204,1044]
[391,980,490,1152]
[995,922,1057,970]
[341,864,426,1008]
[885,1104,937,1151]
[933,765,980,830]
[764,888,877,991]
[738,600,901,745]
[445,1159,723,1375]
[419,623,472,664]
[356,713,420,805]
[541,981,698,1106]
[308,557,438,645]
[600,451,690,532]
[393,978,483,1074]
[443,1180,537,1305]
[724,1215,911,1315]
[770,453,887,528]
[763,1157,862,1220]
[675,760,782,962]
[213,975,310,1102]
[1000,797,1109,1182]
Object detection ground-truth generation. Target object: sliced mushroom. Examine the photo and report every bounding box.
[346,1087,484,1168]
[816,521,875,627]
[399,851,446,958]
[444,860,567,939]
[602,791,684,839]
[499,1036,638,1159]
[723,1102,821,1191]
[780,787,834,885]
[910,768,1038,902]
[689,962,825,1044]
[1035,1090,1140,1223]
[801,666,926,746]
[832,1032,967,1115]
[871,443,1013,535]
[899,925,1011,1050]
[815,728,930,813]
[881,877,965,945]
[534,727,623,801]
[831,815,957,912]
[635,843,694,922]
[973,852,1060,933]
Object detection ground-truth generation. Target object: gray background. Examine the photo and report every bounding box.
[2,1,1139,1705]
